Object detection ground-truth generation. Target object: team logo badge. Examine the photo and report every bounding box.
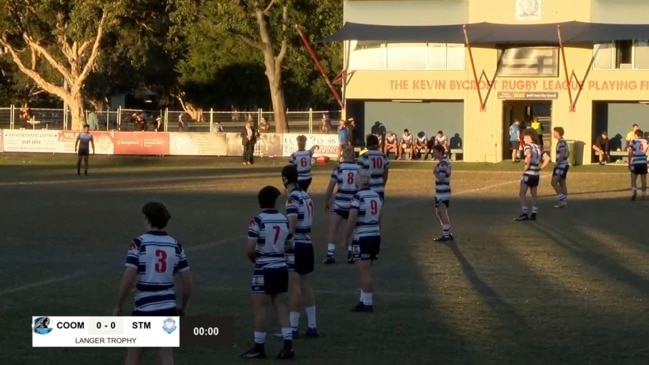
[162,318,177,334]
[33,317,53,335]
[518,0,540,17]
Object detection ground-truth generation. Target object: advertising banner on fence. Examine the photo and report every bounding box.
[113,132,169,155]
[282,133,339,158]
[169,132,227,156]
[2,129,60,152]
[256,133,283,157]
[56,131,115,154]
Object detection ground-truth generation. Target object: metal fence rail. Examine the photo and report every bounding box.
[0,106,342,133]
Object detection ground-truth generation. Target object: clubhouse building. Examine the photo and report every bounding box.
[327,0,649,163]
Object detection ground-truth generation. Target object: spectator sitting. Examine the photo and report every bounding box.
[400,129,414,160]
[413,131,430,160]
[433,130,449,159]
[384,131,399,159]
[593,131,609,165]
[259,117,269,133]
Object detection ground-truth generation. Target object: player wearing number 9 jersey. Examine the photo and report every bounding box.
[344,169,382,312]
[323,145,360,264]
[242,186,295,360]
[114,202,193,365]
[356,135,389,202]
[628,129,648,201]
[280,165,319,338]
[289,135,319,192]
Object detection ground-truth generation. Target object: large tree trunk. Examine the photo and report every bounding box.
[67,90,85,130]
[266,72,288,133]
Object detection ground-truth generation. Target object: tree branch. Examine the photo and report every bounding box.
[22,34,73,83]
[77,10,109,88]
[263,0,276,14]
[78,40,91,57]
[231,31,265,51]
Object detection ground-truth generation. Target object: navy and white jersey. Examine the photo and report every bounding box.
[285,188,314,243]
[331,162,360,210]
[76,132,93,150]
[434,158,451,201]
[350,188,382,240]
[555,138,569,168]
[416,135,427,146]
[356,149,389,195]
[289,149,315,182]
[629,138,648,165]
[125,231,189,312]
[524,143,542,176]
[248,210,292,269]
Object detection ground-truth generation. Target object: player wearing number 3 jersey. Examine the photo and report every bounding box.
[323,145,360,264]
[114,201,193,365]
[289,135,319,192]
[344,169,382,312]
[242,186,295,359]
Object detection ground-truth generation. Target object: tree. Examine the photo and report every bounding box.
[0,1,116,130]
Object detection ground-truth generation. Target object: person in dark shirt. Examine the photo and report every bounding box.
[593,131,609,165]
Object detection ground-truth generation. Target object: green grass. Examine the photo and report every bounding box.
[1,153,648,364]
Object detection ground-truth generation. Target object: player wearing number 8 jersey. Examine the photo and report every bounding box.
[242,186,295,360]
[280,165,319,338]
[627,129,648,201]
[323,145,360,264]
[289,135,319,191]
[114,201,193,365]
[344,169,382,312]
[356,135,389,201]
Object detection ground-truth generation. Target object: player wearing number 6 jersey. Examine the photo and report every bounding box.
[289,135,319,191]
[628,129,648,201]
[344,169,382,312]
[356,135,389,202]
[323,145,360,264]
[280,165,319,338]
[242,186,295,360]
[114,201,193,365]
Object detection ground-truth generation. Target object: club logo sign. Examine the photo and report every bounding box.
[516,0,541,21]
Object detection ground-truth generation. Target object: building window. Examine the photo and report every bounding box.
[497,47,559,77]
[593,40,649,70]
[348,41,465,70]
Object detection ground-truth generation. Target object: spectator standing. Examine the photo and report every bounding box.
[87,109,99,130]
[178,112,190,131]
[531,117,544,149]
[241,121,259,166]
[259,117,269,133]
[509,119,522,162]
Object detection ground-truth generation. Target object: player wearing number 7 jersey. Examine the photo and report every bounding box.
[114,201,193,365]
[289,135,319,192]
[323,145,360,264]
[356,135,389,202]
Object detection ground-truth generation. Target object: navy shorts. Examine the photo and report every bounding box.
[132,308,178,316]
[298,178,312,192]
[332,207,349,219]
[78,149,89,157]
[553,166,569,179]
[352,236,381,261]
[521,174,540,188]
[435,197,449,208]
[510,141,519,150]
[251,266,288,295]
[632,164,648,175]
[287,242,314,275]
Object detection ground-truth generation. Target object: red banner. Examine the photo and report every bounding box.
[113,132,169,155]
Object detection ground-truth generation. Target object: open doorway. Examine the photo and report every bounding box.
[502,100,552,160]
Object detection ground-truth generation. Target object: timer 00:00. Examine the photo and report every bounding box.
[194,327,219,336]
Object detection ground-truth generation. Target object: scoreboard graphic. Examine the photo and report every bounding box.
[32,316,234,348]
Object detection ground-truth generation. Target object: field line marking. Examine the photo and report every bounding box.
[203,285,429,298]
[0,237,239,297]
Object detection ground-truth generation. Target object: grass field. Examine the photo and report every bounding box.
[2,153,649,365]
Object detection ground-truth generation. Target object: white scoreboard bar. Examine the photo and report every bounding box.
[32,316,180,348]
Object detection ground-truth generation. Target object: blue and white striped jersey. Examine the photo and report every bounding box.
[285,188,314,243]
[629,138,648,165]
[248,210,291,268]
[331,162,360,210]
[350,188,382,240]
[76,132,93,150]
[289,150,315,181]
[124,231,189,312]
[555,138,569,169]
[356,149,389,194]
[434,158,451,201]
[524,143,542,176]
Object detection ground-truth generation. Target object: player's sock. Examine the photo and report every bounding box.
[521,206,528,214]
[558,194,565,202]
[361,291,373,306]
[442,224,450,237]
[281,327,293,350]
[254,331,266,349]
[305,306,317,329]
[359,290,365,303]
[289,312,300,331]
[327,243,335,256]
[532,206,538,214]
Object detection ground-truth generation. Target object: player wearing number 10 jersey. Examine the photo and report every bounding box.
[324,145,360,264]
[356,135,389,201]
[114,202,193,365]
[289,135,319,192]
[628,129,648,201]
